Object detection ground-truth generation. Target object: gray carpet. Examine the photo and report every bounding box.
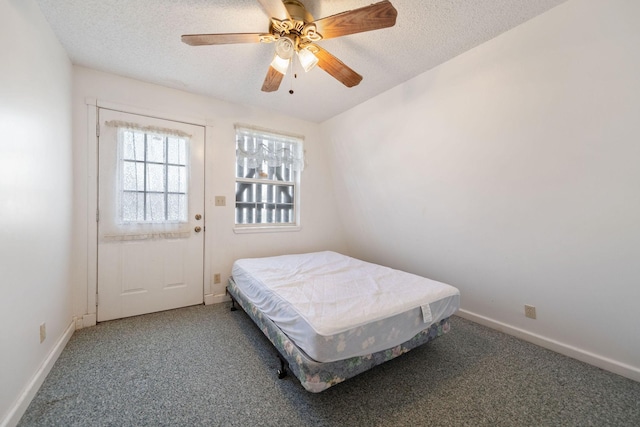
[19,303,640,426]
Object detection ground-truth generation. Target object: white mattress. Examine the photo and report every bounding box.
[231,251,460,363]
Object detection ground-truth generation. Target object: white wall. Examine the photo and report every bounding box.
[323,0,640,380]
[71,66,348,320]
[0,0,74,424]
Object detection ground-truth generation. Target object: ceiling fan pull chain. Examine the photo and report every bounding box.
[289,58,296,95]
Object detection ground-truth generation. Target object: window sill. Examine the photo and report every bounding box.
[233,224,301,234]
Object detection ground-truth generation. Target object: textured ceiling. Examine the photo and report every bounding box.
[35,0,567,122]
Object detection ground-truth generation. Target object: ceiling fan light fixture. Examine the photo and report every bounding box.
[275,36,295,60]
[297,48,319,72]
[270,54,290,75]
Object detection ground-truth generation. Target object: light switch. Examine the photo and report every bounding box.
[215,196,226,206]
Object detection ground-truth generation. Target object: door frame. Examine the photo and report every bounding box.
[84,98,214,326]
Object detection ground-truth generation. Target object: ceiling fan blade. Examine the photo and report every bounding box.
[311,45,363,88]
[313,0,397,40]
[181,33,263,46]
[261,66,285,92]
[257,0,291,21]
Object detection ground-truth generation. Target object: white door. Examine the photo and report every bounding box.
[97,109,205,322]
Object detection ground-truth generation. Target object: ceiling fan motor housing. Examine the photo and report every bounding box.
[283,0,314,23]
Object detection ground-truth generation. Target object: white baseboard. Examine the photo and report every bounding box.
[82,313,96,328]
[456,309,640,383]
[1,321,75,427]
[204,293,230,305]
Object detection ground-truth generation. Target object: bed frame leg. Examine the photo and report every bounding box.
[230,297,238,312]
[277,354,288,379]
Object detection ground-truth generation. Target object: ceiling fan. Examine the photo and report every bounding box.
[181,0,398,92]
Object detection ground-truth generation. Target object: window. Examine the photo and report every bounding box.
[235,126,304,229]
[119,128,188,223]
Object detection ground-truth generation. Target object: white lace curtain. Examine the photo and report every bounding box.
[99,121,192,242]
[235,125,305,172]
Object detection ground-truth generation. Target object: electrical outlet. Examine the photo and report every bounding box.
[525,304,537,319]
[215,196,226,207]
[213,273,221,284]
[40,322,46,343]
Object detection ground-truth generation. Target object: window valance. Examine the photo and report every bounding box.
[105,120,192,138]
[235,124,305,172]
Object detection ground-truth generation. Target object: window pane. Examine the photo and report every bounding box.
[146,193,165,221]
[122,131,145,160]
[167,194,186,221]
[146,163,165,192]
[122,131,135,160]
[167,165,186,193]
[275,184,293,203]
[122,192,144,222]
[168,137,186,165]
[147,134,165,163]
[122,161,144,191]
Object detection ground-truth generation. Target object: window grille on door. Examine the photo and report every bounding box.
[119,128,189,223]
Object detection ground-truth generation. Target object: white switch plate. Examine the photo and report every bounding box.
[215,196,226,206]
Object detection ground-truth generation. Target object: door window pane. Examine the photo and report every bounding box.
[167,194,187,221]
[167,165,186,193]
[168,137,187,165]
[122,192,144,222]
[122,161,144,191]
[146,163,165,192]
[146,134,165,163]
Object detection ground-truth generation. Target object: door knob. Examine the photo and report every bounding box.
[194,226,202,233]
[195,214,202,220]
